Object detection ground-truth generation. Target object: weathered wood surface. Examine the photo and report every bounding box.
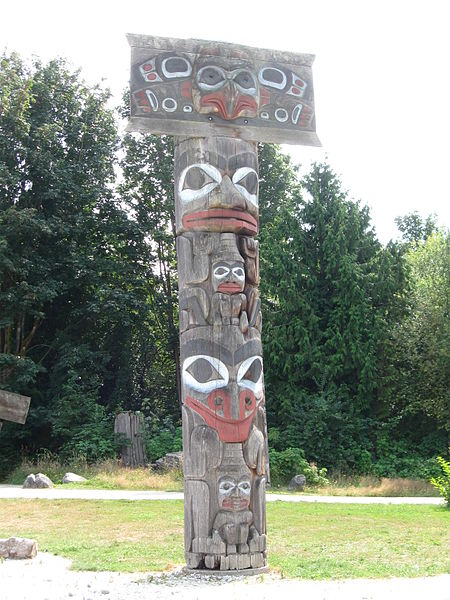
[114,412,147,468]
[127,34,320,147]
[0,390,31,424]
[176,136,267,571]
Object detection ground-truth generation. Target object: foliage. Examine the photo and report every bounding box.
[268,447,329,486]
[143,414,182,461]
[430,454,450,506]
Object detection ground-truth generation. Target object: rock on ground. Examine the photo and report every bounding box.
[0,552,449,600]
[22,473,53,489]
[62,473,87,484]
[0,537,37,559]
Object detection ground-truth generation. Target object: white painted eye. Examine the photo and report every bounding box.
[258,67,287,90]
[183,355,229,393]
[275,108,289,123]
[213,266,231,279]
[232,69,257,95]
[237,356,263,397]
[197,66,227,91]
[162,97,177,112]
[238,480,251,495]
[232,167,258,207]
[161,56,192,79]
[178,163,222,203]
[231,267,245,281]
[219,480,236,494]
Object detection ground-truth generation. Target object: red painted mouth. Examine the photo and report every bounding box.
[218,282,243,294]
[185,395,261,443]
[222,498,249,511]
[183,209,258,235]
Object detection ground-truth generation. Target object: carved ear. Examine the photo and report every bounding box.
[243,425,265,475]
[177,234,210,285]
[239,236,259,285]
[186,424,222,478]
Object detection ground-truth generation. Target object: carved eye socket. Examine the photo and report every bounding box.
[219,480,235,494]
[238,480,251,495]
[232,167,259,206]
[183,355,228,393]
[258,67,287,90]
[178,163,222,203]
[183,166,214,191]
[237,356,263,396]
[213,265,231,279]
[233,70,257,93]
[231,266,245,281]
[161,56,192,78]
[197,66,226,91]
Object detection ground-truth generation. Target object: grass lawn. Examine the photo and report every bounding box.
[0,499,448,579]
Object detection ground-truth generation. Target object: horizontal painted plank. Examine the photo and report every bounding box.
[0,390,31,424]
[127,34,320,147]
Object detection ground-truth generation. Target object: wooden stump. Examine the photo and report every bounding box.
[114,412,147,468]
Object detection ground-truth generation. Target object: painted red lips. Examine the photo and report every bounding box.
[183,209,258,235]
[218,282,243,294]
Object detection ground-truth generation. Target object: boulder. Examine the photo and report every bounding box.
[23,473,53,489]
[152,451,183,471]
[288,474,306,491]
[62,472,87,484]
[0,537,38,559]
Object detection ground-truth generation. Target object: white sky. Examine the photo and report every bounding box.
[2,0,449,243]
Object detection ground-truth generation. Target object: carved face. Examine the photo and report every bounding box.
[181,327,264,443]
[218,475,251,511]
[212,260,245,294]
[175,137,258,236]
[192,56,259,121]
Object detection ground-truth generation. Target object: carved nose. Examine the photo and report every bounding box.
[209,175,246,210]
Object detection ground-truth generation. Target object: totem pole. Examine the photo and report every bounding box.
[127,35,319,572]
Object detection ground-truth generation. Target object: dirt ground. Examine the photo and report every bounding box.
[1,552,449,600]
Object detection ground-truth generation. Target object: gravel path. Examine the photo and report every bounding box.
[1,553,449,600]
[0,485,443,504]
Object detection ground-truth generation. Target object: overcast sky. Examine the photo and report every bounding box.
[2,0,449,243]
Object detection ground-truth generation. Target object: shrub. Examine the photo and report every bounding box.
[430,454,450,506]
[143,415,182,461]
[269,447,329,487]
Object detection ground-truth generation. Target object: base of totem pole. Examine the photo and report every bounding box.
[184,566,269,577]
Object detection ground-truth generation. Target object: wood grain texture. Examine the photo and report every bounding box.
[114,412,147,467]
[0,390,31,425]
[176,136,267,570]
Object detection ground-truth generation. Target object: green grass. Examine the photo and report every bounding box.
[0,499,448,578]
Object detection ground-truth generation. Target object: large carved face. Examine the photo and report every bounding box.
[192,56,259,121]
[181,326,264,443]
[175,137,259,236]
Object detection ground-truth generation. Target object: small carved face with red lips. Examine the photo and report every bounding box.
[181,328,264,443]
[175,137,258,236]
[212,260,245,294]
[218,476,251,511]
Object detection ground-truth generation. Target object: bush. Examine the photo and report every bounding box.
[430,454,450,506]
[269,447,329,487]
[143,415,182,461]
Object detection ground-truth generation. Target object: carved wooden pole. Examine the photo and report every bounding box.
[127,35,320,572]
